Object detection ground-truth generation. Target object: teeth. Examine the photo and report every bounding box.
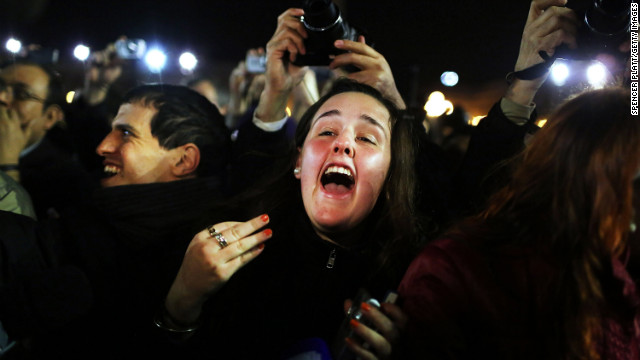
[324,166,352,178]
[104,165,120,174]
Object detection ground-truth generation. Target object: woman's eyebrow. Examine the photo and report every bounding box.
[360,114,388,139]
[313,109,340,123]
[312,109,389,138]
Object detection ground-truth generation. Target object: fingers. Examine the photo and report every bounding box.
[515,0,579,73]
[343,299,353,315]
[218,214,270,243]
[270,8,308,61]
[344,335,378,360]
[527,0,569,24]
[359,302,400,346]
[380,303,408,332]
[347,317,390,359]
[342,301,406,359]
[527,6,579,53]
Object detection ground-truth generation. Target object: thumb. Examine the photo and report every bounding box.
[343,298,353,315]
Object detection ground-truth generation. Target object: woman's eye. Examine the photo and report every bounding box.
[319,130,335,136]
[357,136,376,144]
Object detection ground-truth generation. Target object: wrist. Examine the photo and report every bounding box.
[504,78,543,107]
[255,86,290,123]
[154,305,200,334]
[164,282,206,326]
[0,164,19,172]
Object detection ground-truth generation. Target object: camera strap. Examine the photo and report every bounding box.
[506,51,556,83]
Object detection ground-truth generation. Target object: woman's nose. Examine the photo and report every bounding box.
[332,136,355,158]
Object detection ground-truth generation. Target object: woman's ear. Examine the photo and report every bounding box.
[294,147,302,179]
[172,143,201,178]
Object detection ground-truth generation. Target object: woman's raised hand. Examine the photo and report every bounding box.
[342,299,407,360]
[164,214,273,325]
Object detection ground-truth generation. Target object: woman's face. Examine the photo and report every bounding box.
[296,92,392,235]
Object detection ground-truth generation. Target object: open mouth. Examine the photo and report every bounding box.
[102,165,121,178]
[321,165,355,195]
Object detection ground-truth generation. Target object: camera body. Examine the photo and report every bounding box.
[115,39,147,60]
[246,53,267,73]
[293,0,363,66]
[556,0,631,60]
[25,48,59,65]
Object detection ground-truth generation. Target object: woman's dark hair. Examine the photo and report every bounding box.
[123,84,231,178]
[452,88,637,359]
[235,78,418,281]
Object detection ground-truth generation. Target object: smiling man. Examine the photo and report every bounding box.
[0,84,234,358]
[96,84,230,187]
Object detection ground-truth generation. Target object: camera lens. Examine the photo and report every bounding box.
[303,0,340,30]
[585,0,631,35]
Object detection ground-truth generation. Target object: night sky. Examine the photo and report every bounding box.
[1,0,534,113]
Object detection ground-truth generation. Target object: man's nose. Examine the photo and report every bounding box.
[96,132,118,156]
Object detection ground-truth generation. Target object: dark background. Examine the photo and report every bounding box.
[0,0,539,116]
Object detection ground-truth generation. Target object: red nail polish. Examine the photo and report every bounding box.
[258,243,265,250]
[264,229,272,236]
[345,337,354,346]
[349,319,359,329]
[361,302,371,312]
[261,214,269,222]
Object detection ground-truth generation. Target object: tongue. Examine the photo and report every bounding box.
[324,183,351,195]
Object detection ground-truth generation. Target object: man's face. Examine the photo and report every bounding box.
[96,102,182,187]
[0,64,54,147]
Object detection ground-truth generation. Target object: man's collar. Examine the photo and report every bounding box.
[19,138,44,158]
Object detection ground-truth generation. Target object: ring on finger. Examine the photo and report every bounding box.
[207,225,228,249]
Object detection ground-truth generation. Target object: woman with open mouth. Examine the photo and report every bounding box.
[154,77,418,359]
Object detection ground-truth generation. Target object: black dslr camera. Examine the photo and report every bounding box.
[556,0,631,60]
[293,0,364,66]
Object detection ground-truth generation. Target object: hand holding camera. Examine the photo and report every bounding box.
[330,37,407,109]
[333,290,406,360]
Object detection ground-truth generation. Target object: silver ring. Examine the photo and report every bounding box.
[214,232,228,249]
[207,225,228,249]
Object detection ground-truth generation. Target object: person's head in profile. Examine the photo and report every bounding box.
[96,84,230,188]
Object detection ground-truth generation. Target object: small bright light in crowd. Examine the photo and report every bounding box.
[66,91,76,104]
[440,71,459,87]
[586,62,607,88]
[424,91,454,117]
[6,38,21,53]
[73,45,90,61]
[536,119,548,127]
[285,107,292,117]
[550,61,570,86]
[179,52,197,72]
[469,115,486,126]
[145,49,167,73]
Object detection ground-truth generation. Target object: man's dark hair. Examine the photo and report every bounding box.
[123,84,231,178]
[0,60,65,110]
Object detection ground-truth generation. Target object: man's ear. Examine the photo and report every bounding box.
[172,143,201,178]
[43,105,64,130]
[294,147,302,179]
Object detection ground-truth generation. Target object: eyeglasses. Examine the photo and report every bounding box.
[0,79,47,103]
